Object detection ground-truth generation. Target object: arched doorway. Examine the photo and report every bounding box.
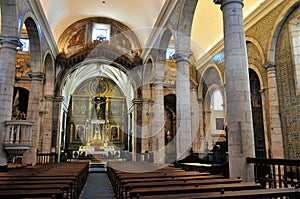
[249,69,266,158]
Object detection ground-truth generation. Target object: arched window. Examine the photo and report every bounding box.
[212,89,223,111]
[289,16,300,92]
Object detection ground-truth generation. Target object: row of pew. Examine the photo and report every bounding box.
[0,161,89,199]
[107,161,300,199]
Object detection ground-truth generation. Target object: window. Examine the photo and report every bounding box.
[212,89,223,111]
[92,23,110,42]
[20,38,29,52]
[166,47,175,60]
[289,16,300,92]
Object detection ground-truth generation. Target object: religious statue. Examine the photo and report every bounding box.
[94,96,106,119]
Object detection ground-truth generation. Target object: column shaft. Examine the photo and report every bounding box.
[0,38,20,167]
[23,72,45,166]
[266,63,284,158]
[175,52,192,159]
[217,0,255,181]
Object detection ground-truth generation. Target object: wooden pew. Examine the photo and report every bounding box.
[123,178,243,199]
[137,188,300,199]
[118,174,225,198]
[129,182,262,199]
[0,188,64,199]
[0,162,89,199]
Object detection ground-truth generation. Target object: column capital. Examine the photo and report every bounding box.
[264,62,276,71]
[0,36,22,51]
[174,51,192,64]
[53,96,64,103]
[214,0,244,8]
[29,72,45,81]
[44,95,56,101]
[132,98,143,104]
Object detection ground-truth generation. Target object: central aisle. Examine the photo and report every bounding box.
[80,173,115,199]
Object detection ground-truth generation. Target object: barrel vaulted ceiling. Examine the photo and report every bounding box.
[39,0,272,61]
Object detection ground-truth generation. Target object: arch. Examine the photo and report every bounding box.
[22,17,42,72]
[249,68,267,158]
[267,0,300,63]
[43,52,55,96]
[175,0,198,51]
[248,64,266,91]
[156,27,174,64]
[203,84,225,151]
[246,37,266,65]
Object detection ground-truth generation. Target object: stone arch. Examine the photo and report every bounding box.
[43,52,55,96]
[246,37,266,65]
[203,84,225,151]
[249,68,267,158]
[201,65,224,151]
[22,17,42,72]
[267,0,300,63]
[175,0,198,51]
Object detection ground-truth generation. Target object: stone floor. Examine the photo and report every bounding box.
[80,173,115,199]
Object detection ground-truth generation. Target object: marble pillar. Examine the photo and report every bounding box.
[215,0,255,181]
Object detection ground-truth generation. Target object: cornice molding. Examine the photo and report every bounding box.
[29,0,59,56]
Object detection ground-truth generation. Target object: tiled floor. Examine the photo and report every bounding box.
[80,173,115,199]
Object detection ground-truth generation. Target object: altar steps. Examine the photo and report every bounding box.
[89,162,106,173]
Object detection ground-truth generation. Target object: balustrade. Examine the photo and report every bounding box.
[3,120,33,160]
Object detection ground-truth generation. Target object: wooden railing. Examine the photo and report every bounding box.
[36,152,58,164]
[247,157,300,188]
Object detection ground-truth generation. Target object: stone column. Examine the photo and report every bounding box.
[198,98,205,155]
[0,37,21,169]
[191,86,199,153]
[52,96,64,153]
[215,0,255,181]
[141,97,152,153]
[174,51,192,160]
[153,76,165,164]
[41,96,55,153]
[265,62,284,158]
[23,72,45,166]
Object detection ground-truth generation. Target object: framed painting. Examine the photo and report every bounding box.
[216,118,224,130]
[73,97,89,118]
[108,99,124,117]
[75,124,85,141]
[110,125,120,141]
